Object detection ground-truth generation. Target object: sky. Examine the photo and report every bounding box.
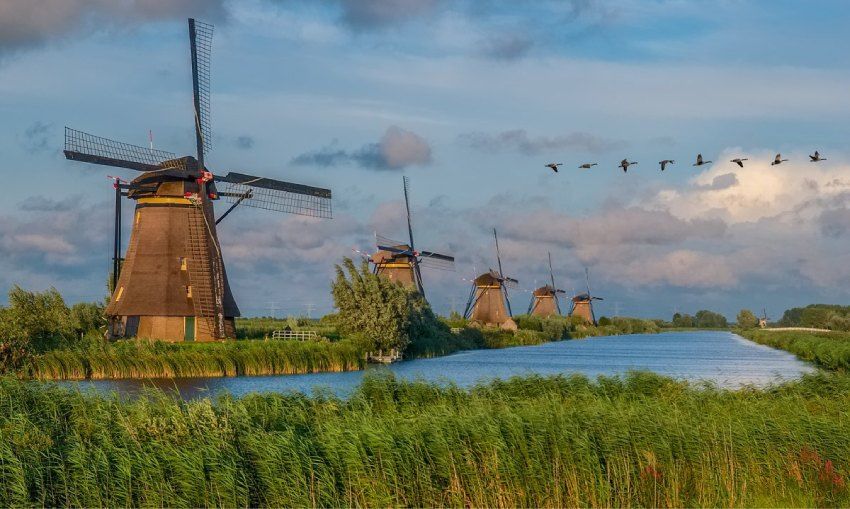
[1,0,849,320]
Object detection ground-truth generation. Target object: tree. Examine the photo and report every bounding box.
[331,258,444,354]
[736,309,758,329]
[672,313,695,328]
[694,310,728,328]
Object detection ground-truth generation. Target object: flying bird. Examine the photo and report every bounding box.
[810,151,827,162]
[659,159,675,171]
[771,153,788,166]
[579,163,598,169]
[693,153,712,166]
[545,163,563,173]
[730,158,748,167]
[619,159,637,173]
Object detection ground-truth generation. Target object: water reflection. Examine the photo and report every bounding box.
[65,331,816,399]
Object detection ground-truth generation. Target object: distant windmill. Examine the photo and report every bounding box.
[759,308,770,329]
[370,176,454,297]
[63,19,332,341]
[570,268,603,325]
[463,229,519,329]
[528,252,566,318]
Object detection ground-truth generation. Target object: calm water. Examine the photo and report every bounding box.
[66,331,815,399]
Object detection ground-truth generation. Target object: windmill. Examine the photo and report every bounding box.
[64,19,332,342]
[370,177,454,296]
[528,252,566,318]
[570,268,603,325]
[759,308,770,329]
[463,229,519,329]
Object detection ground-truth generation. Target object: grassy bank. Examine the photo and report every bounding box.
[739,329,850,371]
[1,371,848,507]
[23,339,365,380]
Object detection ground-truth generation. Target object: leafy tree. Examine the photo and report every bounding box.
[69,302,106,338]
[672,313,695,328]
[597,316,612,326]
[694,310,728,328]
[736,309,759,329]
[332,258,445,354]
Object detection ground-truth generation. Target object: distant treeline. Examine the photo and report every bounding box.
[670,310,729,328]
[778,304,850,331]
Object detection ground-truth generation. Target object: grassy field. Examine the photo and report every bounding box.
[0,371,848,507]
[739,329,850,371]
[23,339,365,380]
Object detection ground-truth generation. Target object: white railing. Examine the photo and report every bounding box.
[271,330,318,341]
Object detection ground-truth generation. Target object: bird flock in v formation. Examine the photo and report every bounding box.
[544,150,828,173]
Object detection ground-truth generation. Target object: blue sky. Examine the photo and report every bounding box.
[1,0,849,319]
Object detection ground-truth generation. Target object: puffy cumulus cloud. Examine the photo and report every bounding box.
[0,0,227,57]
[650,149,850,224]
[292,126,432,170]
[459,129,627,155]
[0,196,111,302]
[616,250,738,289]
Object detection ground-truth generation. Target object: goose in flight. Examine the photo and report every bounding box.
[771,153,788,166]
[731,158,748,168]
[545,163,563,173]
[579,163,598,169]
[619,159,637,173]
[810,151,826,162]
[693,153,712,166]
[659,159,675,171]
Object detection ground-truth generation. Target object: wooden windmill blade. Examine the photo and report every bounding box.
[215,172,333,219]
[64,127,179,173]
[189,18,214,163]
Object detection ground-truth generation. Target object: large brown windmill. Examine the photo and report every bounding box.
[64,19,332,341]
[463,229,518,329]
[369,176,454,296]
[527,252,566,318]
[570,268,603,325]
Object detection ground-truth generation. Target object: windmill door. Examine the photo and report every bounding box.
[184,316,196,341]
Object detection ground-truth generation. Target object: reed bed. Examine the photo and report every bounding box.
[24,339,366,380]
[0,371,848,507]
[740,329,850,371]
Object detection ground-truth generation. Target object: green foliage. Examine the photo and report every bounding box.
[672,312,695,328]
[0,287,108,372]
[0,372,849,506]
[24,339,366,380]
[672,310,729,329]
[737,309,759,329]
[739,329,850,372]
[331,258,447,354]
[779,304,850,331]
[597,316,612,326]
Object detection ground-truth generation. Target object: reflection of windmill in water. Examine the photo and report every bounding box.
[570,268,603,325]
[369,177,455,297]
[64,19,332,341]
[528,252,566,318]
[464,229,519,330]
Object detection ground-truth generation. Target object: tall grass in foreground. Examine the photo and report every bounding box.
[740,329,850,371]
[0,372,848,507]
[24,339,365,380]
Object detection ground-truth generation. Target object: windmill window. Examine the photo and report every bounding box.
[135,211,140,225]
[186,285,193,298]
[180,257,187,271]
[115,287,124,302]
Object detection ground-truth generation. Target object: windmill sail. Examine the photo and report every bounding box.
[216,172,332,218]
[64,127,176,173]
[189,18,214,162]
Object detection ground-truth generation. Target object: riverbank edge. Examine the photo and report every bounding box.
[22,324,711,381]
[737,328,849,372]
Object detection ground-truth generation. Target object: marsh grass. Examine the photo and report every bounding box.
[24,339,365,380]
[0,371,848,507]
[740,329,850,371]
